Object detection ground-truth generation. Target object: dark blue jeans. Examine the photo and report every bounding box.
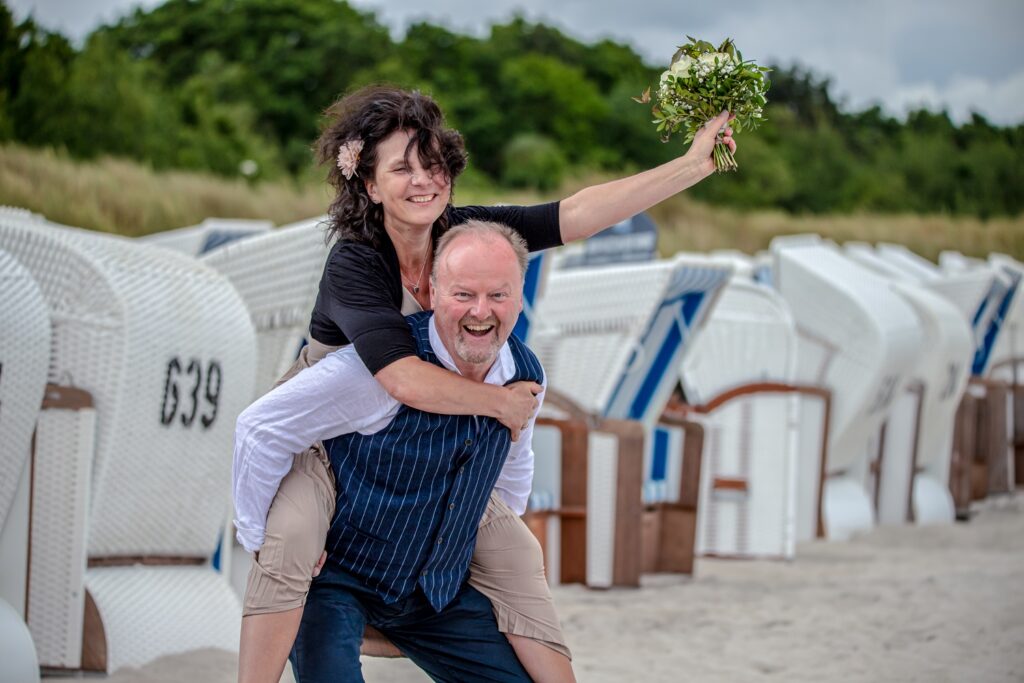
[290,563,531,682]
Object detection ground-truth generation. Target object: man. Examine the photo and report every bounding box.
[233,220,544,682]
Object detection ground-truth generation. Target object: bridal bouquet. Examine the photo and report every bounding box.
[638,37,769,172]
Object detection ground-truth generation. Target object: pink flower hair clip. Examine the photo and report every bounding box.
[336,138,364,180]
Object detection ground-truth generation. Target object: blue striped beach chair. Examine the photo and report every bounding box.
[138,217,273,255]
[526,255,731,587]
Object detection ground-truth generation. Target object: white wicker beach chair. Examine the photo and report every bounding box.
[845,244,973,525]
[0,217,257,673]
[0,205,43,225]
[678,278,814,558]
[772,236,923,541]
[0,249,50,533]
[200,217,330,598]
[139,217,273,255]
[527,256,731,586]
[201,216,329,399]
[0,248,50,683]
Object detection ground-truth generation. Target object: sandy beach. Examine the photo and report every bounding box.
[91,493,1024,683]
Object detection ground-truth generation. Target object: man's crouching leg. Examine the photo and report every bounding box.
[238,448,335,683]
[385,583,532,683]
[290,564,368,683]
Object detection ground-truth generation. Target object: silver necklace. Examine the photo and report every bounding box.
[402,239,431,295]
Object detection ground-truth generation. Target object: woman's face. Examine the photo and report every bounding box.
[365,129,452,233]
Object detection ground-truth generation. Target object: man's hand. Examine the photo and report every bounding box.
[312,550,327,578]
[498,381,542,442]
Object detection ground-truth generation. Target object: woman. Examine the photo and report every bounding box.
[235,85,735,683]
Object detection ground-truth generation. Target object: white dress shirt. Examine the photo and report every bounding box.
[232,315,545,552]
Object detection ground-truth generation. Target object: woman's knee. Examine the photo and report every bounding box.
[475,517,546,576]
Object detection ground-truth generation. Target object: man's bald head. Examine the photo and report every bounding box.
[431,220,529,286]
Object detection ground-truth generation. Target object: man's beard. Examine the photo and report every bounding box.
[454,314,501,365]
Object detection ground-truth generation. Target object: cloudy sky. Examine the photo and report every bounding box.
[9,0,1024,125]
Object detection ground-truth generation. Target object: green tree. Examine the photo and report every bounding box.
[4,15,74,147]
[501,133,567,190]
[102,0,393,171]
[497,54,609,164]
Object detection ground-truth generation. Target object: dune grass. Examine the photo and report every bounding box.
[3,144,1021,261]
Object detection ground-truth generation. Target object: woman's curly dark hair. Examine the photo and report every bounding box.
[314,86,469,246]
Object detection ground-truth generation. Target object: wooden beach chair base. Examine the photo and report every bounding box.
[640,412,704,574]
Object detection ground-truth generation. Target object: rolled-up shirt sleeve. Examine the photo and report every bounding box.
[232,348,395,552]
[493,374,547,516]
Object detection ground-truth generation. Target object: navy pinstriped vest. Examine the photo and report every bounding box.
[322,311,544,611]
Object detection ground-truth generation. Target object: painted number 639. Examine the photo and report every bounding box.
[160,357,222,429]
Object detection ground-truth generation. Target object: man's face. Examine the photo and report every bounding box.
[430,235,523,377]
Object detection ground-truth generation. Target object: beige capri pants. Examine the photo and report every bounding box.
[241,341,570,659]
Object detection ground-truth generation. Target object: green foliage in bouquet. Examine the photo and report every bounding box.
[640,37,770,172]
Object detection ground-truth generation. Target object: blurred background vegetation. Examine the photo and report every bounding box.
[1,0,1021,257]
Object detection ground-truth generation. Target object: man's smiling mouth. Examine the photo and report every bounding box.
[463,323,495,337]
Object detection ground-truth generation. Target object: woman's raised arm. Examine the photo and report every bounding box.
[558,110,735,244]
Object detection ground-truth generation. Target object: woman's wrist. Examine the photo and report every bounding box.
[675,148,711,186]
[478,382,509,421]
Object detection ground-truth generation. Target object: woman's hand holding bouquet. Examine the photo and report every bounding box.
[638,37,770,173]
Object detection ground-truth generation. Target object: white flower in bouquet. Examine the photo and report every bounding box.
[638,37,769,172]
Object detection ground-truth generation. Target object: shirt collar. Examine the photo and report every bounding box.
[428,314,514,385]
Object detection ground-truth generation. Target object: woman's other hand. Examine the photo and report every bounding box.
[501,381,543,442]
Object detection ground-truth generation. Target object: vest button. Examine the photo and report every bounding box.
[437,537,443,545]
[449,503,455,510]
[458,466,464,474]
[464,438,472,446]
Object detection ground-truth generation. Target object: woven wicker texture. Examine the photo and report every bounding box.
[28,404,95,667]
[696,395,798,558]
[679,280,800,559]
[0,249,51,527]
[0,217,257,557]
[0,205,43,224]
[681,280,797,402]
[84,566,240,672]
[201,217,328,398]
